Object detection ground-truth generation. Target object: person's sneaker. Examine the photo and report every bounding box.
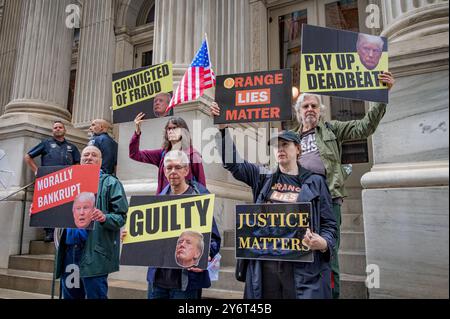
[44,232,54,242]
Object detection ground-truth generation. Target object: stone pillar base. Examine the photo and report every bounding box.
[0,113,88,267]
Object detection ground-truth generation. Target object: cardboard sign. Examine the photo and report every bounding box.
[121,194,215,269]
[112,62,174,124]
[236,203,313,262]
[300,25,389,103]
[214,69,292,124]
[30,165,100,229]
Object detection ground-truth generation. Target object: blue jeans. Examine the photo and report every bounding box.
[61,244,108,299]
[147,283,200,299]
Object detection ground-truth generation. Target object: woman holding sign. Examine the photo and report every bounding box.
[129,114,206,193]
[210,102,336,299]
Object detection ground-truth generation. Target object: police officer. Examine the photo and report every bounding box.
[88,119,118,175]
[24,120,81,242]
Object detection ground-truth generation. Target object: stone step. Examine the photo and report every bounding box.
[341,199,363,215]
[8,255,54,273]
[340,231,365,251]
[223,230,235,248]
[211,266,245,292]
[339,250,367,276]
[340,274,368,299]
[0,288,50,299]
[220,247,236,267]
[0,268,60,296]
[341,213,364,232]
[29,241,55,255]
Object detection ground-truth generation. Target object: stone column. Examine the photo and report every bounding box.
[153,0,251,79]
[71,0,116,128]
[0,0,88,269]
[250,0,268,72]
[0,0,23,116]
[116,0,255,239]
[362,0,449,299]
[2,0,73,121]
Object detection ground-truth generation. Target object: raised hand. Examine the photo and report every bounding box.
[379,71,395,90]
[134,112,146,134]
[209,102,227,130]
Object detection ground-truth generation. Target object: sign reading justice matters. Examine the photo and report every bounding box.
[236,203,313,262]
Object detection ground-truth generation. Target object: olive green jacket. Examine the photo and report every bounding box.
[295,103,386,199]
[56,173,128,278]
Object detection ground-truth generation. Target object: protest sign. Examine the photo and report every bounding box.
[30,165,100,229]
[236,203,313,262]
[112,62,174,124]
[214,69,292,124]
[300,25,389,103]
[121,194,215,269]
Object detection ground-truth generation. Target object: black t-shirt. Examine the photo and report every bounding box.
[267,173,302,203]
[154,185,195,289]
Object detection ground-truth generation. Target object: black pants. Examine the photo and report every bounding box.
[261,261,296,299]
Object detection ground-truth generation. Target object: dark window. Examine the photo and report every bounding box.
[278,9,308,130]
[142,50,153,67]
[325,0,368,164]
[67,69,76,115]
[146,5,155,24]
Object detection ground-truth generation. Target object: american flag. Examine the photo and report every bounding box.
[166,38,216,112]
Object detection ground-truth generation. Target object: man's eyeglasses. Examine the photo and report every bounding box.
[165,165,187,172]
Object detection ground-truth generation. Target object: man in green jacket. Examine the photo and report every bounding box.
[55,145,128,299]
[294,71,395,298]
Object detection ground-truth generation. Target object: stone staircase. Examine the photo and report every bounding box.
[0,193,367,299]
[0,240,243,299]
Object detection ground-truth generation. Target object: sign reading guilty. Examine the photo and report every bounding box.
[112,61,173,124]
[214,69,292,124]
[300,25,389,103]
[121,194,215,269]
[236,203,314,262]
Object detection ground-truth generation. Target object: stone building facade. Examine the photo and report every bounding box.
[0,0,448,298]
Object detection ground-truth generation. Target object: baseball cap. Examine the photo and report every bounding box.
[268,130,301,146]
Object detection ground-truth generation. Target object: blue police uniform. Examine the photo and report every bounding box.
[88,133,117,175]
[28,138,81,166]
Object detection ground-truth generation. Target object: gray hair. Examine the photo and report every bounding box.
[81,145,102,158]
[73,192,95,205]
[155,92,172,104]
[163,150,190,167]
[294,93,326,123]
[356,33,384,49]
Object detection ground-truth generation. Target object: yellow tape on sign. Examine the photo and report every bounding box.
[123,194,215,244]
[112,62,173,110]
[300,52,388,93]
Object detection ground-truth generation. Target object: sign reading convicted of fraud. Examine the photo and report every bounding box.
[236,203,314,262]
[300,25,389,103]
[30,165,100,229]
[121,194,215,269]
[112,62,174,124]
[214,69,292,124]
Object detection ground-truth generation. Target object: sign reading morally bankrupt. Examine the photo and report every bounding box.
[236,203,314,262]
[214,69,292,124]
[30,165,100,229]
[121,194,215,269]
[112,61,174,124]
[300,24,389,103]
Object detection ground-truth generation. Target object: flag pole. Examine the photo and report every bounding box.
[204,33,214,79]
